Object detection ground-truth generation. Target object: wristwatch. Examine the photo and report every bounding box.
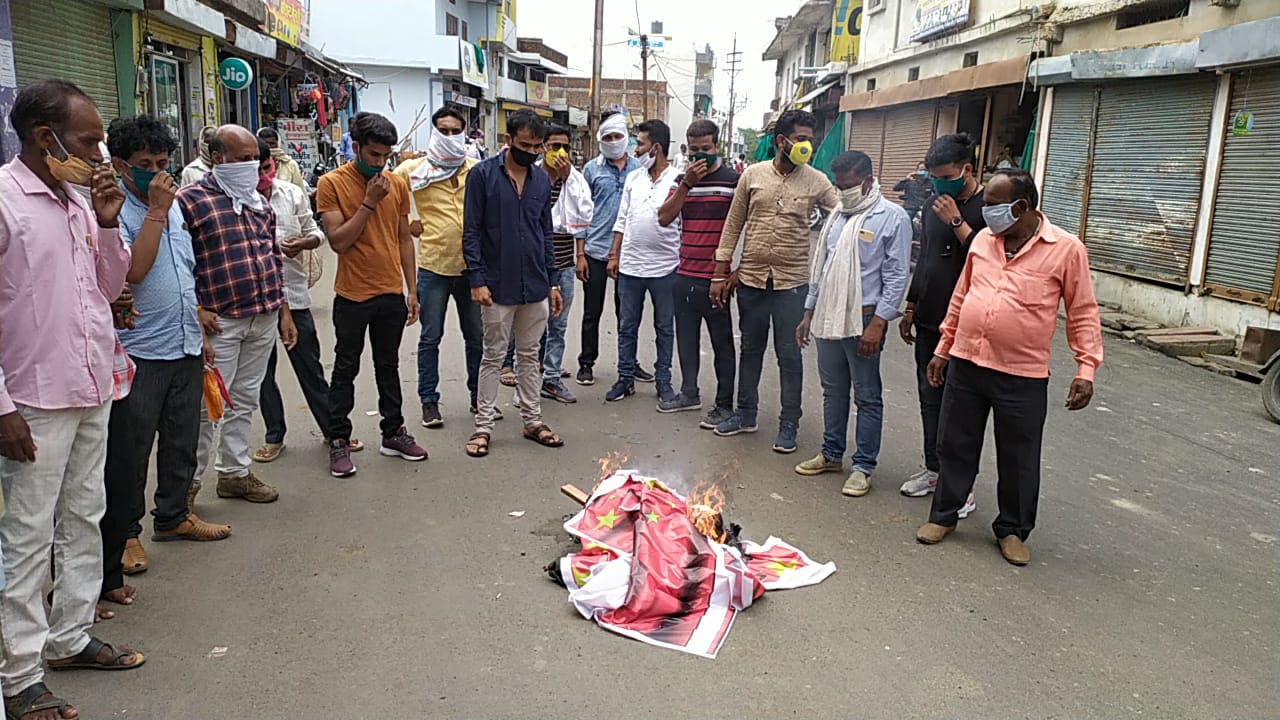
[950,216,964,228]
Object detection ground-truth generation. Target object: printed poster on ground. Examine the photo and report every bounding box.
[910,0,970,42]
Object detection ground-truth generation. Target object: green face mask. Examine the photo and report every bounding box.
[355,156,383,180]
[931,166,970,197]
[692,151,717,165]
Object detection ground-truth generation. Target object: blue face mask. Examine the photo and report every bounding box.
[127,165,159,197]
[982,201,1024,235]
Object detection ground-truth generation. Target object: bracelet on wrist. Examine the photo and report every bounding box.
[711,277,727,282]
[361,203,376,212]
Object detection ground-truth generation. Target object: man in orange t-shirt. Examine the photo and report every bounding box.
[316,112,427,478]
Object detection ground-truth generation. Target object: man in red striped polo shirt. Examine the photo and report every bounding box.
[656,119,740,427]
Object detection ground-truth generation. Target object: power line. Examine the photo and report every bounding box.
[650,56,695,113]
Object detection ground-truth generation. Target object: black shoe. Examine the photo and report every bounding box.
[576,366,595,386]
[635,365,655,383]
[421,402,443,428]
[605,380,636,402]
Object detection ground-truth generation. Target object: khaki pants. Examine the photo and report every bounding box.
[0,402,110,695]
[476,301,549,434]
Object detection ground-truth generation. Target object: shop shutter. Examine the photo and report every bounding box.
[878,102,936,204]
[10,0,120,124]
[1203,67,1280,306]
[848,110,885,175]
[1082,76,1215,284]
[1041,85,1095,237]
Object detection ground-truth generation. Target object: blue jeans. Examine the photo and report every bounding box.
[816,312,885,473]
[617,271,675,386]
[542,267,576,382]
[736,280,807,424]
[416,268,482,405]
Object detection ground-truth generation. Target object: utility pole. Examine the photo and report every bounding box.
[724,35,742,158]
[640,33,650,120]
[589,0,604,157]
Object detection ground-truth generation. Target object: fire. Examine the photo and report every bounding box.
[687,481,727,543]
[597,450,630,479]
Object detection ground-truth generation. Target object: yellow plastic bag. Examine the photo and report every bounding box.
[203,366,232,421]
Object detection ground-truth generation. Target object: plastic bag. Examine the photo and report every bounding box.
[202,366,233,421]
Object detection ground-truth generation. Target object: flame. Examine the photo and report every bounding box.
[596,450,629,480]
[687,481,727,543]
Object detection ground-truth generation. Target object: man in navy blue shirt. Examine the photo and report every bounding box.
[463,109,564,457]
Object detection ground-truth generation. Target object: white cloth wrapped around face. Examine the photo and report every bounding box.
[808,179,883,341]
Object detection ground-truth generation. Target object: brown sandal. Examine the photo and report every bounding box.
[499,367,517,387]
[465,432,490,457]
[523,423,563,447]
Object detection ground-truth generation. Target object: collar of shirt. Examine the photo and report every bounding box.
[10,155,92,212]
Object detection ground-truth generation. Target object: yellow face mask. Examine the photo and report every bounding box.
[44,132,96,185]
[546,148,569,165]
[782,138,813,166]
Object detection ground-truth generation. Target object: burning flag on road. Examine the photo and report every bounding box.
[554,470,835,659]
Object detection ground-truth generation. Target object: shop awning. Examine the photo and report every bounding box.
[144,0,225,38]
[1027,41,1200,86]
[796,79,841,109]
[233,23,277,59]
[839,55,1028,112]
[501,101,553,118]
[300,42,365,82]
[508,51,568,76]
[1196,15,1280,70]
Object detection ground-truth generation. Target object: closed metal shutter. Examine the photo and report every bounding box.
[10,0,120,123]
[1203,67,1280,306]
[878,102,936,204]
[848,110,885,174]
[1083,76,1215,284]
[1041,85,1096,236]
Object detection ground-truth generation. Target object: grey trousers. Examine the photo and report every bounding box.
[476,301,550,434]
[196,313,277,484]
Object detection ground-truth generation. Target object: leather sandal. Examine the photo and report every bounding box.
[48,637,145,671]
[4,681,73,720]
[121,538,147,575]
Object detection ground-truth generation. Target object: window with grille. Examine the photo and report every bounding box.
[963,51,979,67]
[866,78,877,91]
[446,13,459,36]
[907,67,920,81]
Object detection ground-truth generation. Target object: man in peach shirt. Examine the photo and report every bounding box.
[915,169,1102,566]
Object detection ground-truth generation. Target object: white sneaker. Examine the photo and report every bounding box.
[958,492,976,519]
[900,469,939,497]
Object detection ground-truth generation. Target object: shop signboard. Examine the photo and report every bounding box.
[460,39,487,88]
[218,57,254,90]
[830,0,862,63]
[277,116,318,170]
[265,0,308,47]
[527,79,549,107]
[910,0,969,43]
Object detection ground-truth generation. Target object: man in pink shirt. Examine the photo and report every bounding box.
[0,80,146,720]
[915,169,1103,566]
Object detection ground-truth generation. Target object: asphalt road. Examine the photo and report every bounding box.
[55,254,1280,719]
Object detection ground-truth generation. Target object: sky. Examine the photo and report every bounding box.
[518,0,807,131]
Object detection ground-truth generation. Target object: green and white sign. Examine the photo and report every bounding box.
[218,57,254,91]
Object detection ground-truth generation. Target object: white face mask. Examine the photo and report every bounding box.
[601,138,628,160]
[635,148,656,171]
[211,160,265,215]
[838,186,864,214]
[430,129,468,166]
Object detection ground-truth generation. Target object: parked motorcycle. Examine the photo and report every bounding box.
[1262,350,1280,423]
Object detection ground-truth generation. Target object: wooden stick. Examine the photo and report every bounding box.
[560,484,589,505]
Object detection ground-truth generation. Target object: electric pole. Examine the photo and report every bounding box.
[724,35,742,158]
[589,0,604,157]
[640,33,650,120]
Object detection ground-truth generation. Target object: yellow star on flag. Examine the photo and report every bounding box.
[572,566,591,587]
[595,509,622,529]
[645,511,660,523]
[766,559,798,575]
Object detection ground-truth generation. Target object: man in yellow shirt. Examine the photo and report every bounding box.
[393,107,491,428]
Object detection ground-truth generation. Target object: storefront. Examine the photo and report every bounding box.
[258,43,362,181]
[136,16,217,168]
[1033,44,1216,286]
[9,0,128,123]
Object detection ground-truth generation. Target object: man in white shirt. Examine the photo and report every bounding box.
[180,125,215,187]
[605,120,682,405]
[252,139,363,462]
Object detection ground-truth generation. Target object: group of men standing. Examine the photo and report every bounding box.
[0,73,1104,718]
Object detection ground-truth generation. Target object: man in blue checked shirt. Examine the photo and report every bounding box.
[794,151,912,499]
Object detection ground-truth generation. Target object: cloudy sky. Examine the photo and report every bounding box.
[519,0,807,130]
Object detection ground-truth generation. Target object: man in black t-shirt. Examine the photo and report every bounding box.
[898,134,987,509]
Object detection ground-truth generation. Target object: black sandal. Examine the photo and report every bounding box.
[4,682,74,720]
[523,423,564,448]
[465,432,490,458]
[47,637,145,671]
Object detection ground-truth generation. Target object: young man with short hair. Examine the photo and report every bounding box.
[656,119,739,425]
[712,109,838,453]
[605,119,682,404]
[318,111,427,477]
[540,123,592,403]
[577,111,649,386]
[393,107,482,428]
[182,125,298,505]
[0,80,145,719]
[793,151,911,498]
[463,109,564,457]
[256,126,308,192]
[100,115,230,609]
[917,169,1103,566]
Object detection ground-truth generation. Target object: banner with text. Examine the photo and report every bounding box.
[265,0,308,47]
[830,0,862,64]
[276,117,317,170]
[910,0,969,42]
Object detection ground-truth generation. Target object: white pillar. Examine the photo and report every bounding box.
[1188,71,1231,290]
[1032,86,1053,190]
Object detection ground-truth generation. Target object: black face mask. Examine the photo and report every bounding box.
[509,146,539,167]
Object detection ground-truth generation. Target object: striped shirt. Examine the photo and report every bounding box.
[675,163,738,279]
[549,180,575,270]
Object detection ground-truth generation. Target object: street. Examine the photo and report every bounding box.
[57,259,1279,719]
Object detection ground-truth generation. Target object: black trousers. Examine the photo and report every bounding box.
[577,255,640,370]
[673,274,735,410]
[329,294,408,440]
[260,308,330,444]
[913,323,944,472]
[929,358,1049,540]
[101,354,202,594]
